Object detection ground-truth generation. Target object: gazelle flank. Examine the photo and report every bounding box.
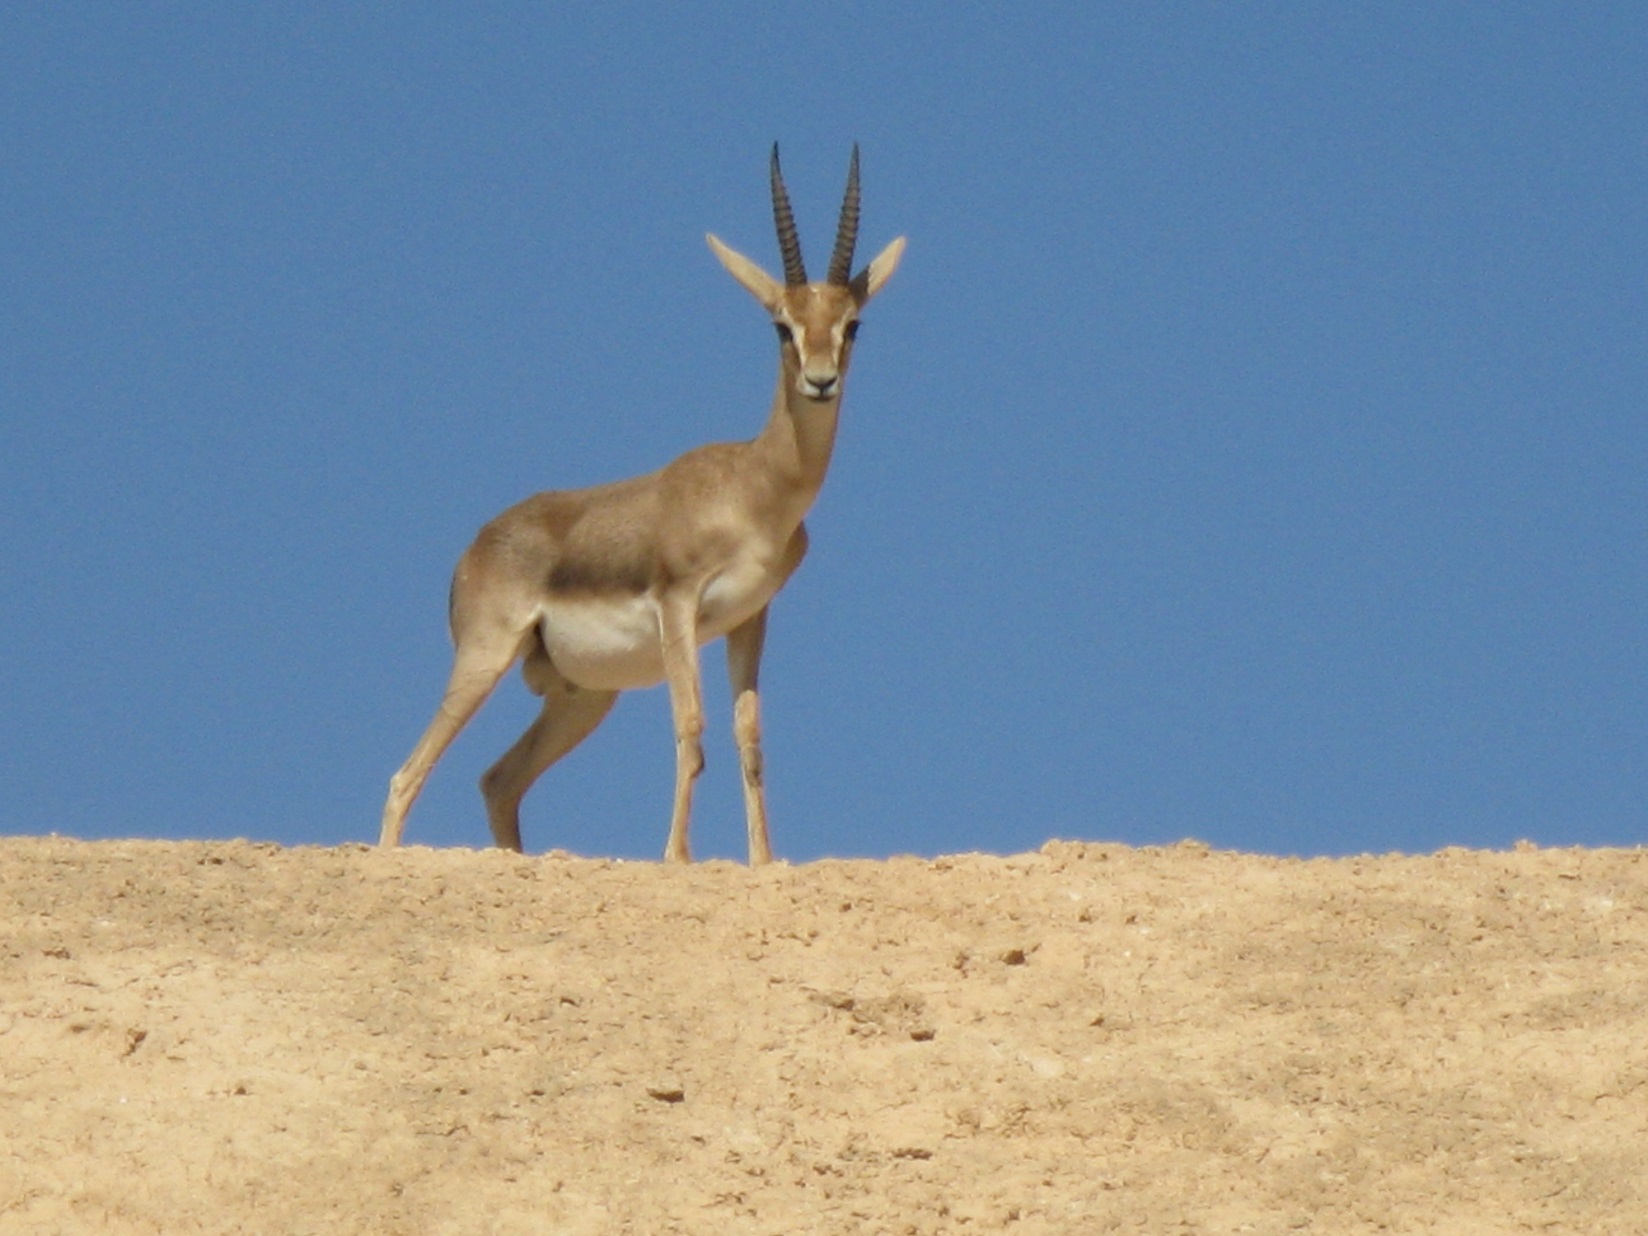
[378,145,905,864]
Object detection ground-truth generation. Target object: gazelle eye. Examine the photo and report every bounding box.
[844,320,861,341]
[774,322,794,345]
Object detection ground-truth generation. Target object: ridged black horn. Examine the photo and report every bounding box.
[826,144,861,286]
[769,143,807,286]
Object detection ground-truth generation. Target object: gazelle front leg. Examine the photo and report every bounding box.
[658,592,706,863]
[726,607,774,866]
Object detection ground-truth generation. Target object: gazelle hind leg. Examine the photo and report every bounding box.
[481,642,618,852]
[379,626,527,847]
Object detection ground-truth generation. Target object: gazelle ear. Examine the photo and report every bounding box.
[850,236,906,303]
[707,234,784,310]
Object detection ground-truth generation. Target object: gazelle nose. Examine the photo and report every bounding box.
[803,371,839,397]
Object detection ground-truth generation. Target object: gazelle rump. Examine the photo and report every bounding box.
[378,146,904,864]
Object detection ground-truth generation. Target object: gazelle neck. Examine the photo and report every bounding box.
[756,360,842,508]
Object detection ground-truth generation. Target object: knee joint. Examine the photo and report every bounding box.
[733,693,761,747]
[677,732,705,779]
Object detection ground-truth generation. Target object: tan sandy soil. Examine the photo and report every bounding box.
[2,835,1645,1234]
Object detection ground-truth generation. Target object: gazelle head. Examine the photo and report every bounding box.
[708,144,906,403]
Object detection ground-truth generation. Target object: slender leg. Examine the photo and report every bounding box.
[658,592,705,863]
[726,607,774,866]
[380,629,524,847]
[480,649,618,852]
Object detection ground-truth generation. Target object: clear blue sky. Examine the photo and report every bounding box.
[4,6,1644,860]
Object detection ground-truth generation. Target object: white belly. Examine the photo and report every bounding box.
[539,558,782,691]
[540,593,664,690]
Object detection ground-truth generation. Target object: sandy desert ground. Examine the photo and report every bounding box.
[2,834,1645,1234]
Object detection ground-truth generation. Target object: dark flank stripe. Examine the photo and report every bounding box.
[548,554,653,596]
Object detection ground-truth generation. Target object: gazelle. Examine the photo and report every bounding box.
[379,145,904,864]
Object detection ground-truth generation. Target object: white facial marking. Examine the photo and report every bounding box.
[786,305,845,398]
